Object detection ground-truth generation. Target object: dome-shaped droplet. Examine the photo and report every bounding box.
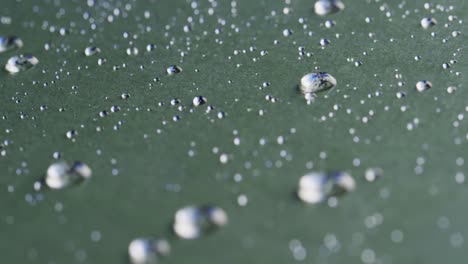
[5,54,39,74]
[297,172,328,204]
[416,80,432,92]
[192,96,207,107]
[128,238,170,264]
[314,0,345,16]
[84,46,100,56]
[420,17,437,29]
[0,36,23,53]
[300,72,337,95]
[173,206,228,239]
[45,161,72,190]
[166,65,182,75]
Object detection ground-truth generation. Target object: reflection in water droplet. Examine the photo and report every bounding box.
[84,46,100,56]
[5,54,39,74]
[45,161,92,190]
[0,35,23,53]
[173,206,228,239]
[416,80,432,92]
[166,65,182,75]
[128,238,170,264]
[298,171,355,204]
[314,0,345,16]
[300,72,337,97]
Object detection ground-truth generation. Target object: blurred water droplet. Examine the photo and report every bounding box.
[0,35,23,53]
[365,167,383,182]
[166,65,182,75]
[314,0,345,16]
[45,161,92,190]
[297,171,355,204]
[128,238,170,264]
[416,80,432,92]
[5,54,39,74]
[173,205,228,239]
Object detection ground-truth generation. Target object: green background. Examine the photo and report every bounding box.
[1,0,467,263]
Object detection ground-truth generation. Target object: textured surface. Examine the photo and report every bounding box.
[1,0,468,263]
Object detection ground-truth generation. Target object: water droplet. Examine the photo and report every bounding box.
[420,17,437,29]
[126,46,139,56]
[365,167,383,182]
[320,38,330,46]
[146,44,156,52]
[282,29,293,37]
[173,205,228,239]
[84,46,100,56]
[300,72,337,96]
[166,65,182,75]
[324,20,336,28]
[416,80,432,92]
[192,96,207,107]
[0,35,23,53]
[128,238,170,264]
[5,54,39,74]
[314,0,345,16]
[66,130,78,139]
[297,171,355,204]
[45,161,92,190]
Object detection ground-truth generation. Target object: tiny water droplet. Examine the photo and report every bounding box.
[5,54,39,74]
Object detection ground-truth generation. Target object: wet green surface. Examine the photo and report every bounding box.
[1,0,468,263]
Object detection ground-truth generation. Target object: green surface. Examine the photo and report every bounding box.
[1,0,468,263]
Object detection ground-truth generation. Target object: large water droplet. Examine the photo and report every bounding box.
[5,54,39,74]
[45,161,92,190]
[314,0,345,16]
[173,206,228,239]
[297,171,355,204]
[420,17,437,29]
[128,238,170,264]
[0,36,23,53]
[416,80,432,92]
[84,46,101,56]
[166,65,182,75]
[192,96,207,107]
[300,72,337,96]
